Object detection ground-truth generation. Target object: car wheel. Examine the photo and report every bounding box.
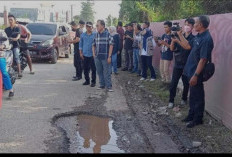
[65,53,69,58]
[51,49,58,64]
[69,45,72,54]
[8,67,16,85]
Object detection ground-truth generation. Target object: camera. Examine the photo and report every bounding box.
[154,36,162,41]
[171,22,181,38]
[157,37,162,40]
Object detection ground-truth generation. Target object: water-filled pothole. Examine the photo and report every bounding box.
[75,115,125,153]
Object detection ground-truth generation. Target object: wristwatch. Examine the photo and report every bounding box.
[194,73,199,77]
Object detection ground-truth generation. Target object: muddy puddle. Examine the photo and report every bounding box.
[75,115,125,153]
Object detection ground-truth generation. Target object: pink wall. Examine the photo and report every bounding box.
[150,13,232,130]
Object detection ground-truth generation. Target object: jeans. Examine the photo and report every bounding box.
[141,55,156,79]
[73,49,82,78]
[13,48,20,64]
[133,48,139,73]
[94,57,112,89]
[83,56,96,84]
[188,75,205,123]
[117,49,122,68]
[124,49,133,70]
[111,53,117,73]
[0,58,12,90]
[169,67,189,103]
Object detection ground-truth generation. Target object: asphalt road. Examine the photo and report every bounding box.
[0,55,180,153]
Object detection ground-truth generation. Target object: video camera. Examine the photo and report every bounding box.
[171,22,181,38]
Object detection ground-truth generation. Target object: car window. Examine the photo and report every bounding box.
[27,24,57,35]
[59,26,67,34]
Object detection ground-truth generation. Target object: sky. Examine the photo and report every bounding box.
[0,0,122,22]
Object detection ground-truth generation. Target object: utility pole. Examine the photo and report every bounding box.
[4,6,8,27]
[71,4,73,21]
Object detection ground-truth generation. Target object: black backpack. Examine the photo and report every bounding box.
[202,57,215,82]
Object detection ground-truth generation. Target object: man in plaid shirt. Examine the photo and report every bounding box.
[92,20,114,92]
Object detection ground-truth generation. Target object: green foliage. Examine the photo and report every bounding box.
[73,15,81,23]
[0,25,6,30]
[119,0,232,23]
[80,1,95,23]
[106,14,119,27]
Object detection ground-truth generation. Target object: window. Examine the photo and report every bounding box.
[27,24,57,35]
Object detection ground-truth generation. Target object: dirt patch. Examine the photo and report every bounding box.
[48,89,153,153]
[117,71,232,153]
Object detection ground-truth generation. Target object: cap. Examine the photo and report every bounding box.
[70,21,77,26]
[86,22,93,27]
[79,20,85,25]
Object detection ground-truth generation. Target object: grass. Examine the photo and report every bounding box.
[139,74,232,153]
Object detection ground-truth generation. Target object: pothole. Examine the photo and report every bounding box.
[75,115,124,153]
[54,114,125,154]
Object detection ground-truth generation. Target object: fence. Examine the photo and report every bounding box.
[150,13,232,130]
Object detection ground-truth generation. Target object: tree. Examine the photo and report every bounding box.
[106,14,112,27]
[106,15,119,27]
[80,1,95,23]
[118,0,232,23]
[73,15,81,23]
[112,17,118,27]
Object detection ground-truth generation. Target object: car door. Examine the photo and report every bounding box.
[58,25,67,56]
[62,25,70,54]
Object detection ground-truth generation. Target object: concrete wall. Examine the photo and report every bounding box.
[150,13,232,130]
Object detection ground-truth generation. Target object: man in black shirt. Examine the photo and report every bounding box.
[168,18,195,109]
[183,16,214,128]
[122,23,133,71]
[69,20,85,81]
[5,14,22,78]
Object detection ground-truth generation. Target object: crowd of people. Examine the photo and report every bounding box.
[0,14,214,129]
[70,15,214,128]
[0,14,35,98]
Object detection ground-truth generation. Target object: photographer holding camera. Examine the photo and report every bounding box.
[168,18,195,109]
[155,21,173,83]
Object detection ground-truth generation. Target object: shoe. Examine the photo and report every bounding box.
[73,76,77,79]
[182,117,193,123]
[140,77,146,81]
[72,77,81,81]
[83,81,90,85]
[186,121,203,128]
[29,71,35,75]
[97,86,105,90]
[150,78,156,82]
[18,73,23,78]
[181,100,187,105]
[168,102,174,109]
[114,72,119,75]
[90,83,96,87]
[108,88,114,92]
[8,91,14,98]
[121,68,128,71]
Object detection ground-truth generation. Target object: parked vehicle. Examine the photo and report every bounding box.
[26,22,72,64]
[12,48,28,72]
[4,49,17,84]
[0,35,17,85]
